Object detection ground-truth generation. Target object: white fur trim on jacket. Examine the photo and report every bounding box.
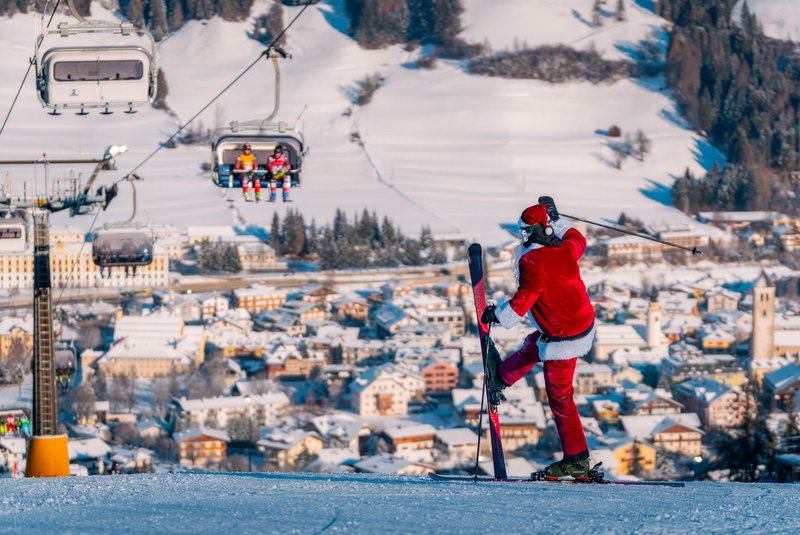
[536,325,596,361]
[496,299,524,329]
[550,218,574,239]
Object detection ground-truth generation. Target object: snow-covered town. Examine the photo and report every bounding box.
[1,209,799,483]
[2,0,800,531]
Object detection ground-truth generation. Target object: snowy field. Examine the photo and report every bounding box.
[0,1,725,245]
[0,472,798,534]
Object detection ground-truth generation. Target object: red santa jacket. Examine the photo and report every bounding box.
[496,221,595,360]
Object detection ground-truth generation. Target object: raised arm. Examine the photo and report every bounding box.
[495,257,544,328]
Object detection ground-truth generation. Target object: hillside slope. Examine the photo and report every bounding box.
[0,1,722,244]
[0,472,796,534]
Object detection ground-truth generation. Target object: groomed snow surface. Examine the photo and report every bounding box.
[0,472,797,534]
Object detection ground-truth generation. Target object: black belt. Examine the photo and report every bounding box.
[539,322,594,344]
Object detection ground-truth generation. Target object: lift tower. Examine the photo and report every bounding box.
[0,150,120,476]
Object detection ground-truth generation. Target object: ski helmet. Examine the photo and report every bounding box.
[518,204,561,247]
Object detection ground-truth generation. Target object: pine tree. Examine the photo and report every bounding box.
[635,130,652,161]
[319,228,339,270]
[430,0,463,45]
[270,212,281,254]
[307,218,319,256]
[169,0,185,30]
[420,225,434,250]
[149,0,169,40]
[615,0,625,22]
[592,0,603,28]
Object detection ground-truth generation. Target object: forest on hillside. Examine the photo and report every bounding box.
[661,0,800,214]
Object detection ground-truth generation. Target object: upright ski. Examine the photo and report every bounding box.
[468,243,507,480]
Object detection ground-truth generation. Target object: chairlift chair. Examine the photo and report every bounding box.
[92,227,154,269]
[210,46,308,188]
[54,342,77,390]
[34,1,158,114]
[211,128,305,189]
[0,215,28,254]
[91,175,154,277]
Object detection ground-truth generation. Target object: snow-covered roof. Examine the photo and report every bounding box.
[620,413,703,440]
[68,437,112,460]
[594,324,646,346]
[113,313,183,343]
[259,429,321,450]
[0,315,33,335]
[175,393,290,412]
[174,426,230,443]
[383,424,436,440]
[764,363,800,393]
[674,378,734,404]
[435,428,479,447]
[0,437,26,454]
[774,330,800,348]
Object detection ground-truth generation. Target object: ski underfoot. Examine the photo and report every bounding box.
[428,473,685,488]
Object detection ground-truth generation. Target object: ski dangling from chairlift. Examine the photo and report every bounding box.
[33,0,158,115]
[210,47,308,191]
[91,175,154,278]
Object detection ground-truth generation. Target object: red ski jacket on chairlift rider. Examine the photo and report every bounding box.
[494,203,595,457]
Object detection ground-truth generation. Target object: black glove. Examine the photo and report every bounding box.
[538,196,559,222]
[481,304,499,325]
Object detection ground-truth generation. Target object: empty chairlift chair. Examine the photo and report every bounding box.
[34,4,158,115]
[0,216,27,253]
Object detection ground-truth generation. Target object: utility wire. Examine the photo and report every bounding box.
[0,0,62,139]
[117,1,312,184]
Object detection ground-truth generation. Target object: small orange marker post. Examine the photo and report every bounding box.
[26,435,70,477]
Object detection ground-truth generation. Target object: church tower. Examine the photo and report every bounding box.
[751,270,775,363]
[646,297,665,351]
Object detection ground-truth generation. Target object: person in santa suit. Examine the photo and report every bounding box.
[482,196,596,481]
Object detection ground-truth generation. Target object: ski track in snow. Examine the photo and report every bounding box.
[0,473,798,534]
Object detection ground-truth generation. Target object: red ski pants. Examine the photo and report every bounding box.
[498,332,588,457]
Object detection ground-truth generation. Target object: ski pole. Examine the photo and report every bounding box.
[472,321,491,483]
[560,213,703,255]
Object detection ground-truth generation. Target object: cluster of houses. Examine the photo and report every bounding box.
[597,211,800,263]
[2,221,800,481]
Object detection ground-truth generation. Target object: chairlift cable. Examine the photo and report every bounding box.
[117,2,313,185]
[53,4,313,298]
[0,0,62,138]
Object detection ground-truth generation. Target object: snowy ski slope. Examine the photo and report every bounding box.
[0,1,725,244]
[0,472,798,534]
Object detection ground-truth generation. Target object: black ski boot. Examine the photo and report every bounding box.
[536,451,592,481]
[486,338,508,405]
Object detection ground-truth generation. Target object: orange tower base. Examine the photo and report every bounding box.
[25,435,70,477]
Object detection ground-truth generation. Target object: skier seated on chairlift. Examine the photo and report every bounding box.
[267,145,292,203]
[482,196,596,481]
[235,143,261,202]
